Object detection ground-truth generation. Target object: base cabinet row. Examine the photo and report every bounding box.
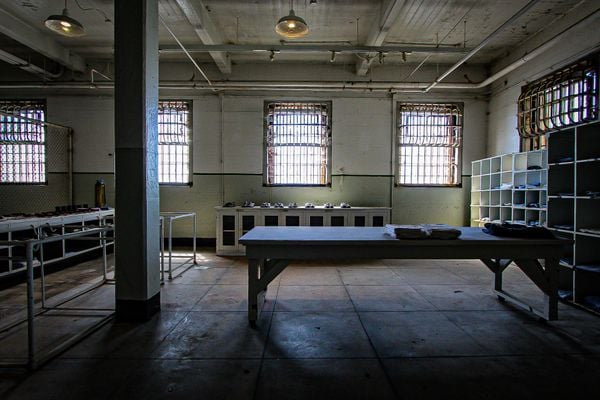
[215,207,391,255]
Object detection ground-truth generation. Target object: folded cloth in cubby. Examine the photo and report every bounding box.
[583,296,600,312]
[385,224,461,240]
[579,227,600,235]
[558,289,573,301]
[482,222,555,239]
[574,264,600,273]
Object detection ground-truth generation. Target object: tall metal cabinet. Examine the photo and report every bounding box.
[547,120,600,314]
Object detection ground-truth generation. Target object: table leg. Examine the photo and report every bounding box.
[248,258,266,325]
[544,258,559,321]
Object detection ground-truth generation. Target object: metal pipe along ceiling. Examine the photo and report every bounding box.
[0,11,593,95]
[424,0,542,92]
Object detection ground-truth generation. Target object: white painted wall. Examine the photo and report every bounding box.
[1,62,490,236]
[486,6,600,156]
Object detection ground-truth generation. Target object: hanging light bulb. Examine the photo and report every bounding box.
[45,0,85,37]
[275,0,308,39]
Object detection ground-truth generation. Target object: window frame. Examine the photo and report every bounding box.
[263,100,332,187]
[0,99,47,185]
[157,99,193,186]
[518,55,598,150]
[395,102,463,188]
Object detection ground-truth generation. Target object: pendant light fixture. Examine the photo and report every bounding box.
[276,0,309,39]
[45,0,85,37]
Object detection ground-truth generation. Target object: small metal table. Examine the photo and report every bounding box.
[240,226,570,324]
[160,212,197,280]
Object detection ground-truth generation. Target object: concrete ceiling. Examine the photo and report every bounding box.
[0,0,596,78]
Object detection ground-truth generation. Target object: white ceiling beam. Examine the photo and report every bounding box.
[0,7,86,73]
[174,0,231,75]
[356,0,405,75]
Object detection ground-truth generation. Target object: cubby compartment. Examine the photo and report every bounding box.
[470,191,480,206]
[481,158,491,175]
[500,190,512,206]
[480,174,490,191]
[480,191,490,206]
[554,231,575,266]
[501,154,513,171]
[557,265,574,302]
[547,198,574,230]
[573,236,600,313]
[512,208,525,225]
[576,160,600,197]
[490,172,501,189]
[577,123,600,162]
[491,156,501,173]
[490,190,501,206]
[513,171,527,188]
[471,175,481,191]
[525,190,543,208]
[548,128,575,164]
[527,149,546,169]
[489,207,500,223]
[471,160,482,176]
[525,209,542,226]
[500,206,512,223]
[512,190,526,207]
[576,199,600,234]
[514,152,528,171]
[548,164,574,196]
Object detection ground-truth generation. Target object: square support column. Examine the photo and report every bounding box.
[114,0,161,321]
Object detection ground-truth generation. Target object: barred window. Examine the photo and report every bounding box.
[158,100,191,185]
[264,101,332,186]
[518,57,598,150]
[396,103,462,186]
[0,100,46,184]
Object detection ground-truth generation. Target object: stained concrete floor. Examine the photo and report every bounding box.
[1,249,599,400]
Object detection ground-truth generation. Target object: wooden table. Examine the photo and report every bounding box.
[239,226,569,324]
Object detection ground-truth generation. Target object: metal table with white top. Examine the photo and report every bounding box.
[239,226,569,324]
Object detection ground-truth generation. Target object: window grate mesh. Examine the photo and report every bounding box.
[397,103,462,186]
[0,100,46,184]
[265,102,331,186]
[158,100,191,184]
[518,57,598,150]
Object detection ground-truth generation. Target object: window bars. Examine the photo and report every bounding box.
[158,100,191,185]
[264,101,332,186]
[0,100,46,184]
[397,103,463,186]
[518,57,598,150]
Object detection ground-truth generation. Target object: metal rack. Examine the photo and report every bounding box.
[160,211,197,281]
[0,210,115,278]
[0,224,115,370]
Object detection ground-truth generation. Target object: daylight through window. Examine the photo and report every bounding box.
[158,100,191,185]
[397,103,462,186]
[264,102,331,186]
[0,100,46,184]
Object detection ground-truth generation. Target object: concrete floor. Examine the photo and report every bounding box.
[1,249,599,400]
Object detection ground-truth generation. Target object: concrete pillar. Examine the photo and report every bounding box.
[114,0,160,321]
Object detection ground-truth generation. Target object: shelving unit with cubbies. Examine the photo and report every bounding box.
[547,120,600,315]
[470,149,547,228]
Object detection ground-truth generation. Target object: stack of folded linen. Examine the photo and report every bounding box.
[384,224,428,239]
[421,224,462,239]
[384,224,461,239]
